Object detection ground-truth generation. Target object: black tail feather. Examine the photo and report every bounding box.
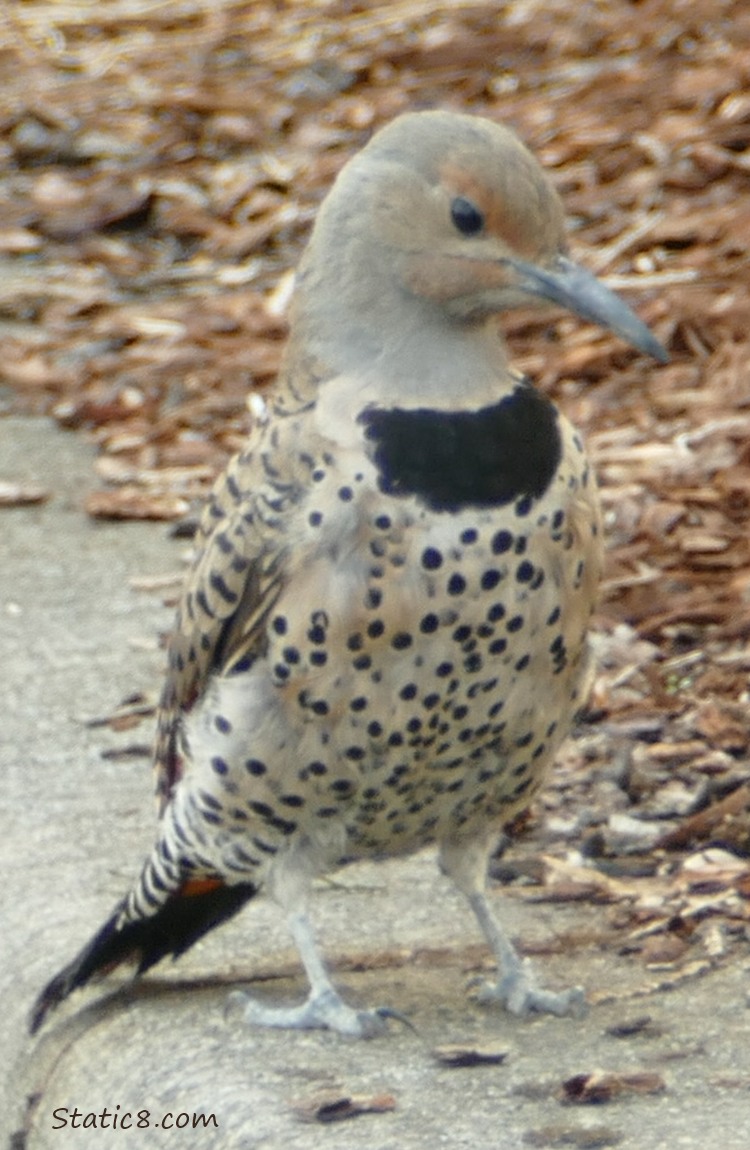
[30,880,257,1035]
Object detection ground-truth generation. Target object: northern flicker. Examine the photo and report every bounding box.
[31,110,666,1038]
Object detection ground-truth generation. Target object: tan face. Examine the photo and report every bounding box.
[353,123,569,319]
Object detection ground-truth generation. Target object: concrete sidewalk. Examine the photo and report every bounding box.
[3,416,749,1150]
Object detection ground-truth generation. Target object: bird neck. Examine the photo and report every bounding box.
[284,274,514,412]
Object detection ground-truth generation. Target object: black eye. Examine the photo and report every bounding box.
[450,196,484,236]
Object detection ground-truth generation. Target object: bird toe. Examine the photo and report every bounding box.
[225,986,399,1038]
[472,971,588,1019]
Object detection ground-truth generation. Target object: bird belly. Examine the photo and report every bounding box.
[181,447,601,874]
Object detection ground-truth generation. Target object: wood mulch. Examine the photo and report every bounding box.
[1,0,749,975]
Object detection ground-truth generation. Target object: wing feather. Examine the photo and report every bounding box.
[154,428,302,806]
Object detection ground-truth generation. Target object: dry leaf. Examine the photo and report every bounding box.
[291,1089,396,1124]
[559,1070,666,1105]
[656,786,750,851]
[85,489,190,521]
[433,1040,511,1067]
[0,481,50,506]
[604,1016,657,1039]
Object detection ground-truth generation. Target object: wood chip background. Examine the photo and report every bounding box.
[1,0,749,974]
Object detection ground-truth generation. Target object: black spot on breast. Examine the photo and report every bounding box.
[358,383,561,512]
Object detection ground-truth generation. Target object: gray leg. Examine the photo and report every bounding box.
[466,889,585,1016]
[226,910,394,1038]
[440,837,586,1018]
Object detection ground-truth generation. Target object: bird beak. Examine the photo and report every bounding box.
[513,252,668,363]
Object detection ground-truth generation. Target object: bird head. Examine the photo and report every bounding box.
[292,110,666,395]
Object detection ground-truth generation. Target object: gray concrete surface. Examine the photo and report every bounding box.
[3,416,750,1150]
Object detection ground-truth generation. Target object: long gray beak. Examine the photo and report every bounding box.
[515,253,668,363]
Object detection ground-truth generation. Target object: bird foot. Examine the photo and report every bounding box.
[225,987,404,1038]
[470,966,587,1018]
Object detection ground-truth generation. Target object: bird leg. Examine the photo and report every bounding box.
[226,910,394,1038]
[440,838,586,1018]
[465,888,585,1016]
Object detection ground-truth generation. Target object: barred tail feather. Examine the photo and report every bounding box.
[29,877,257,1035]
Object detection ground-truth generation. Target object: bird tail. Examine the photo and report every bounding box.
[29,861,257,1035]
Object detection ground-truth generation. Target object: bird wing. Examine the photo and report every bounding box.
[153,421,304,807]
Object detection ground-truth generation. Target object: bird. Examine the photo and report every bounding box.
[30,109,666,1038]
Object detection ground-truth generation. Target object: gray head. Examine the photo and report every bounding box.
[288,110,666,385]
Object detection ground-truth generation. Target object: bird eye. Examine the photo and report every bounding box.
[450,196,484,236]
